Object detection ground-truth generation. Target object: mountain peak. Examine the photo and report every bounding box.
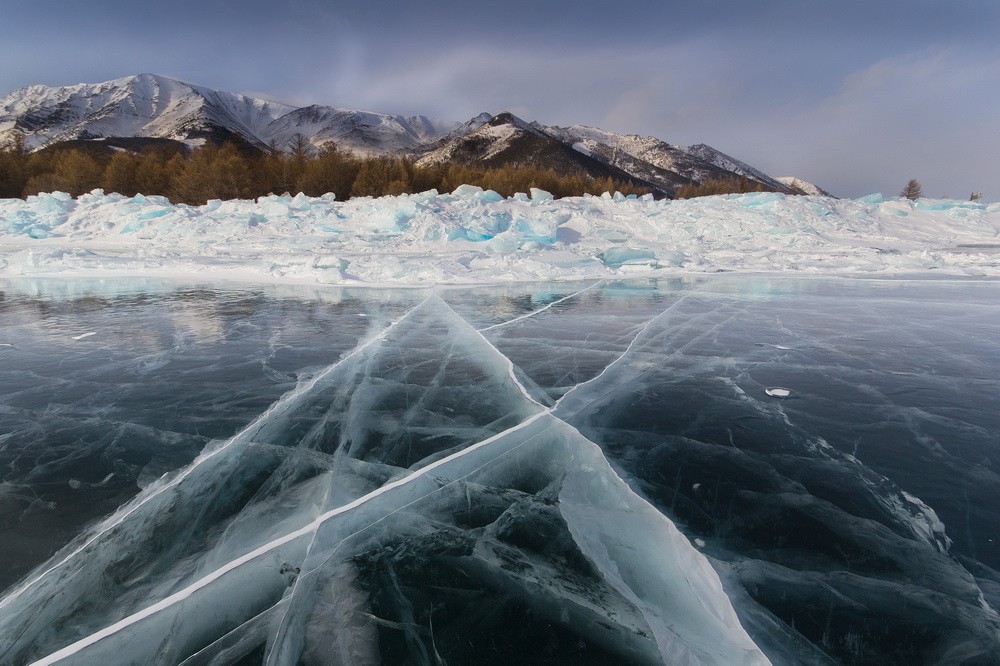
[487,112,536,132]
[776,176,832,197]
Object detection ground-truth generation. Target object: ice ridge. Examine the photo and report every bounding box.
[2,189,999,285]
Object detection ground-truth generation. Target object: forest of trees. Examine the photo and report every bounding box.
[675,177,775,199]
[0,133,652,204]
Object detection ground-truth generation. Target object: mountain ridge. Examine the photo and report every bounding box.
[0,74,827,197]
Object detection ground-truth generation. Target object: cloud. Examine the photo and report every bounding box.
[303,40,722,128]
[758,49,1000,198]
[602,81,666,134]
[2,1,997,200]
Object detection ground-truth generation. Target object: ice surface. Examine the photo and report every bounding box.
[2,275,999,664]
[0,296,559,662]
[0,281,424,591]
[0,281,770,665]
[2,190,999,286]
[545,280,1000,662]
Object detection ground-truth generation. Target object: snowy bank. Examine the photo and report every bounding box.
[1,187,998,285]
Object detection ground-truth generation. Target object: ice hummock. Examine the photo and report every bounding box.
[1,188,999,286]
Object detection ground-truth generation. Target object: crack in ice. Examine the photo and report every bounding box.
[476,281,603,333]
[30,413,555,666]
[553,294,700,418]
[21,293,775,666]
[0,298,434,616]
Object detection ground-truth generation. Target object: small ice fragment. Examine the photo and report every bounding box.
[0,343,13,347]
[96,473,114,485]
[452,184,483,197]
[72,332,97,341]
[68,479,82,489]
[765,387,792,398]
[694,538,706,548]
[530,187,554,202]
[692,483,701,491]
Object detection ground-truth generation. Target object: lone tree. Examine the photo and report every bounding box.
[900,178,923,200]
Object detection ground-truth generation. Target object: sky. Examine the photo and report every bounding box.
[3,0,999,200]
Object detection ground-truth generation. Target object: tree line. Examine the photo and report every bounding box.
[675,177,776,199]
[0,134,652,203]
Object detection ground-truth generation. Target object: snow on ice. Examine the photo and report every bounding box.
[1,188,998,286]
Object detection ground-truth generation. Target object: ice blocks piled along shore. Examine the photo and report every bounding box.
[1,187,999,285]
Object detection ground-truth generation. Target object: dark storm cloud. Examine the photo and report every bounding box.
[3,0,998,199]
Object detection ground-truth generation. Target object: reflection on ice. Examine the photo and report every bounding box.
[1,276,999,664]
[0,282,422,590]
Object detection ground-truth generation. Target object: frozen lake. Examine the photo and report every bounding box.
[1,275,998,664]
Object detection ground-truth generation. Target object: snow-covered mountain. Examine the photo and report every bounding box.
[0,74,295,150]
[419,117,794,195]
[539,125,763,193]
[1,74,824,196]
[0,74,461,154]
[776,176,833,197]
[261,106,460,155]
[415,112,656,189]
[683,143,785,190]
